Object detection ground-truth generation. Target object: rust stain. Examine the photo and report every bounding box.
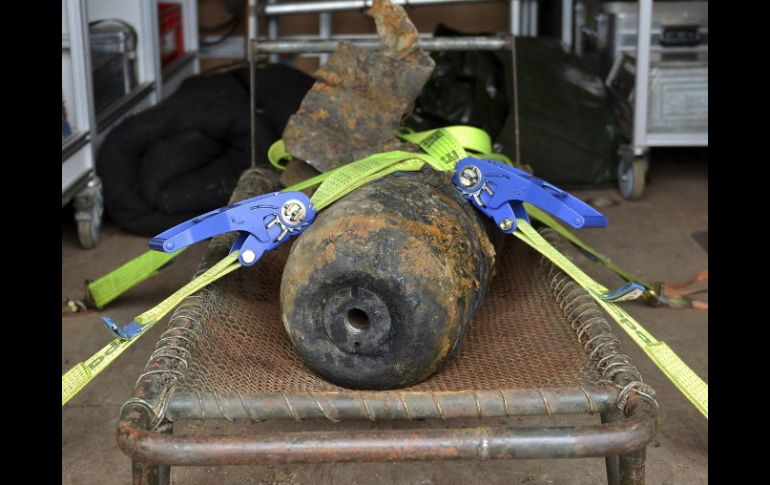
[280,115,498,388]
[317,69,342,86]
[310,109,331,122]
[367,0,420,59]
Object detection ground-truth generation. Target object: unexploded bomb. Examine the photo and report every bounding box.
[280,168,502,389]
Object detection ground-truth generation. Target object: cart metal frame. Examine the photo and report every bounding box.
[62,0,104,249]
[116,194,659,484]
[632,0,708,152]
[114,4,658,483]
[610,0,708,199]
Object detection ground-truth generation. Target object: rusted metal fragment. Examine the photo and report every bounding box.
[368,0,420,59]
[280,169,500,389]
[282,0,435,172]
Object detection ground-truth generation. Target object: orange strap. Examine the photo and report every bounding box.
[646,268,708,310]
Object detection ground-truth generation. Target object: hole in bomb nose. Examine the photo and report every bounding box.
[346,308,370,330]
[323,287,391,354]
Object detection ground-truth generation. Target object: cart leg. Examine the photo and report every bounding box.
[131,420,172,485]
[131,461,169,485]
[601,410,621,485]
[74,175,104,249]
[617,146,648,200]
[619,448,646,485]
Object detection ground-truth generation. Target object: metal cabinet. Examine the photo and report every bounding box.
[62,0,200,247]
[578,0,708,199]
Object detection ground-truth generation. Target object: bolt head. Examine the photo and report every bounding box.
[459,166,481,189]
[241,250,256,264]
[281,199,306,225]
[499,219,513,231]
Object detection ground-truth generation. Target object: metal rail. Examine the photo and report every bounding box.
[166,387,620,421]
[253,35,511,54]
[95,81,156,133]
[119,397,657,466]
[632,0,652,153]
[261,0,503,16]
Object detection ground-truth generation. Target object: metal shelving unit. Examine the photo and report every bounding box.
[625,0,708,197]
[258,0,541,60]
[62,0,199,248]
[576,0,708,199]
[62,0,101,248]
[246,0,542,166]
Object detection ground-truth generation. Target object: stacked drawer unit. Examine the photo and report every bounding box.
[583,1,708,142]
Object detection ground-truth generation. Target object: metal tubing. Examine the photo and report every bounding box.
[248,0,259,166]
[132,461,167,485]
[118,400,656,466]
[632,0,653,152]
[561,0,572,47]
[530,0,538,37]
[619,448,646,485]
[131,420,173,485]
[601,410,622,485]
[254,36,510,53]
[248,0,258,42]
[522,0,530,35]
[263,0,501,16]
[166,387,619,422]
[510,34,521,166]
[319,12,332,64]
[257,33,431,41]
[267,0,279,63]
[510,0,521,35]
[573,0,583,55]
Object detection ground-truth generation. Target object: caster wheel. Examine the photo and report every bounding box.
[74,176,104,249]
[618,156,646,200]
[77,219,99,249]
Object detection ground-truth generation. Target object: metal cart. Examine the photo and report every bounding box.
[578,0,708,199]
[117,167,658,485]
[63,0,104,249]
[63,0,202,248]
[114,3,657,484]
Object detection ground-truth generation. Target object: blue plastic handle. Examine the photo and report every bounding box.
[453,157,607,233]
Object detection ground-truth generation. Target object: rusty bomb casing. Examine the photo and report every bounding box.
[280,168,502,389]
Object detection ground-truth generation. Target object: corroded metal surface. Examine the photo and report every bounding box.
[117,168,657,484]
[280,169,498,389]
[166,387,619,421]
[282,0,435,171]
[368,0,420,58]
[118,397,657,466]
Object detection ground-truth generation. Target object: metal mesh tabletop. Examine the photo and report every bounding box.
[178,234,601,396]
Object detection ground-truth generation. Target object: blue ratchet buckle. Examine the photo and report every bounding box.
[452,158,607,233]
[102,191,316,340]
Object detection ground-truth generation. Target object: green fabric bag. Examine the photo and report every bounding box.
[408,28,622,189]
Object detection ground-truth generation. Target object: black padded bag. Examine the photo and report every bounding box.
[97,65,313,236]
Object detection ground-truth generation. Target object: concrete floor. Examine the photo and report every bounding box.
[62,149,707,484]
